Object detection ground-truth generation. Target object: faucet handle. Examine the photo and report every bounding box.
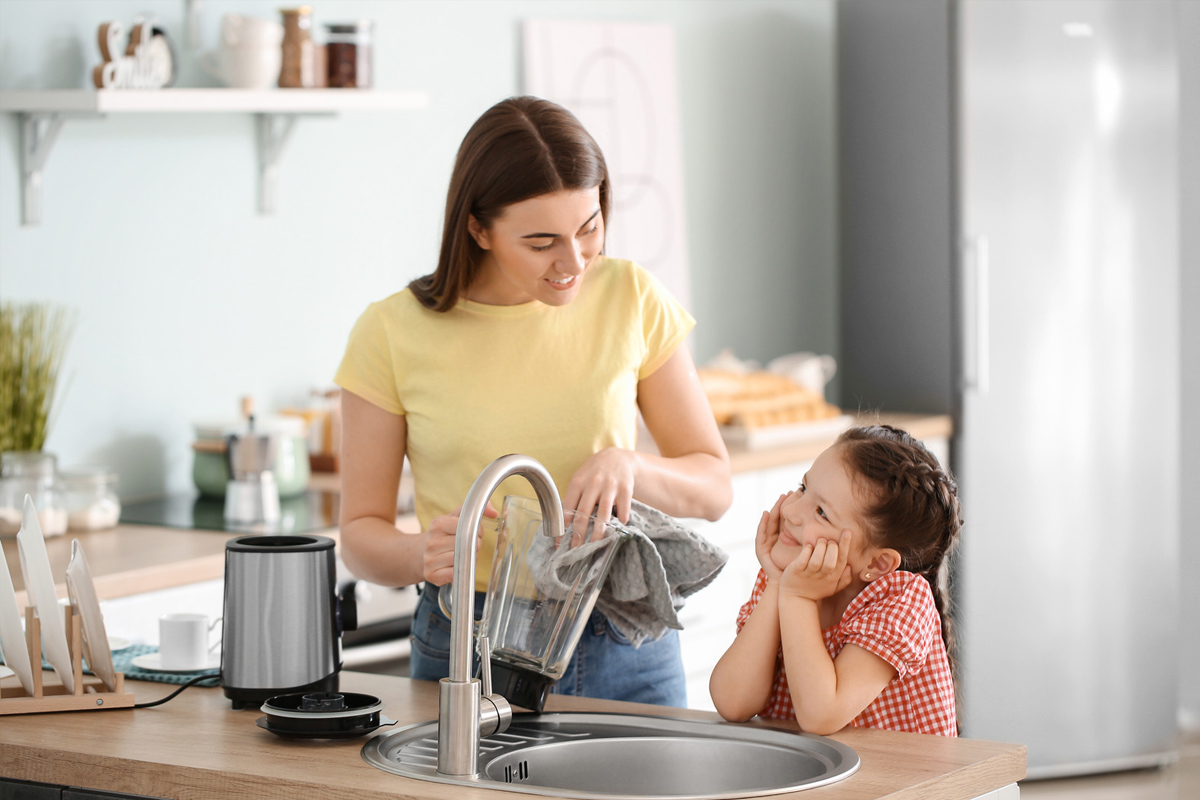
[477,631,494,697]
[476,631,512,737]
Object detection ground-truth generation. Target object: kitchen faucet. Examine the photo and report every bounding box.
[436,453,565,778]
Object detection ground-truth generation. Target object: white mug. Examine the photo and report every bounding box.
[220,13,284,48]
[158,613,221,671]
[201,45,282,89]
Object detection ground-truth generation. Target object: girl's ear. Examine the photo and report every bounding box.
[864,548,902,582]
[467,215,492,249]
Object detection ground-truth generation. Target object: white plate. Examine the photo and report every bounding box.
[16,495,74,694]
[0,664,13,679]
[66,539,116,691]
[131,652,220,673]
[0,538,35,694]
[108,636,131,651]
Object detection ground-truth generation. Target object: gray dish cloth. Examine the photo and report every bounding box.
[597,501,728,648]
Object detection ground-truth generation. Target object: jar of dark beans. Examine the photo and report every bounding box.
[325,20,373,88]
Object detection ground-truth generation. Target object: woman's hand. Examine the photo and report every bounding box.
[563,446,636,525]
[780,530,853,602]
[422,503,499,586]
[755,492,792,580]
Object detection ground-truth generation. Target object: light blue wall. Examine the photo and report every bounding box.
[0,0,838,499]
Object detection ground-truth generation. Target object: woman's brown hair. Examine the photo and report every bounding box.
[409,96,611,311]
[836,425,964,679]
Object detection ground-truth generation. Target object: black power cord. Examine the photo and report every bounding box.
[133,672,221,708]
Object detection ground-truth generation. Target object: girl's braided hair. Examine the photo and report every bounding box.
[835,424,963,678]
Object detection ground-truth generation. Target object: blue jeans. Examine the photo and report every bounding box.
[408,584,686,708]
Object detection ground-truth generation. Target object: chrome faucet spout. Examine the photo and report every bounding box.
[436,454,564,778]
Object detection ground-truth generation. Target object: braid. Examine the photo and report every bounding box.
[836,425,964,681]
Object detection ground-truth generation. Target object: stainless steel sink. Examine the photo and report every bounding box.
[361,711,860,799]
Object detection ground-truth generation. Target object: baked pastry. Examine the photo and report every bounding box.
[698,368,840,428]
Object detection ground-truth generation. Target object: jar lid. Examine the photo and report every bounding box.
[59,466,118,489]
[325,20,373,33]
[0,451,57,478]
[194,415,306,440]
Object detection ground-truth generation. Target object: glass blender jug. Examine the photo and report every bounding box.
[481,495,633,711]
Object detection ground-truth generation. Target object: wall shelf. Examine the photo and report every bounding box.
[0,89,429,224]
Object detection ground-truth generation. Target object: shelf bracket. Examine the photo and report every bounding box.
[256,112,333,215]
[256,113,297,215]
[19,112,98,227]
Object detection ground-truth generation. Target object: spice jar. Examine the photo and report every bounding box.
[325,20,373,88]
[279,6,317,88]
[61,467,122,532]
[0,451,67,537]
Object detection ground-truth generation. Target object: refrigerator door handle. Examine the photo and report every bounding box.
[961,235,990,395]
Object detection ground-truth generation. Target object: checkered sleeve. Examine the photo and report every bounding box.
[838,573,938,679]
[736,569,768,632]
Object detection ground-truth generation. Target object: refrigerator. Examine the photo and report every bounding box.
[837,0,1180,778]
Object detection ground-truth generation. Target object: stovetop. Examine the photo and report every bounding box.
[119,490,340,534]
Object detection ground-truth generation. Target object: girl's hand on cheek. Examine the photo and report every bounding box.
[755,492,791,580]
[780,530,853,601]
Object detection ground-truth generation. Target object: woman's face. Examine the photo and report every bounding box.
[467,187,604,306]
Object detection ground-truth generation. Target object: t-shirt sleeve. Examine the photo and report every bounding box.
[633,264,696,380]
[840,575,939,679]
[333,301,405,415]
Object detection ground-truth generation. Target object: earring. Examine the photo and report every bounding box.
[864,572,872,581]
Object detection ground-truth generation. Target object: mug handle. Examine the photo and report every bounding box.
[221,14,242,48]
[208,616,223,655]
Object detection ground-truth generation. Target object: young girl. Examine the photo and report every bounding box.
[709,424,960,736]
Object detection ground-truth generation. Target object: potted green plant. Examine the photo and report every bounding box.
[0,301,74,454]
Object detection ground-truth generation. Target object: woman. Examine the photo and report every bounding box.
[335,96,731,707]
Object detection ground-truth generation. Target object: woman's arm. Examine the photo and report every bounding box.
[564,346,731,522]
[338,390,459,588]
[709,580,783,721]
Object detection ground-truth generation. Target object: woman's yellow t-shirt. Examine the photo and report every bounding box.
[334,257,694,590]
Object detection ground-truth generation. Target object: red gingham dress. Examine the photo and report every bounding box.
[736,569,957,736]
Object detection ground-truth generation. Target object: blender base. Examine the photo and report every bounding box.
[489,660,554,712]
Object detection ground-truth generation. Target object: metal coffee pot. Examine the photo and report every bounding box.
[223,420,280,524]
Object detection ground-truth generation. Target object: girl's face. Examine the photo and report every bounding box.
[466,188,605,307]
[773,444,872,572]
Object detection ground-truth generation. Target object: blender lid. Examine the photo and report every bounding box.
[256,691,396,739]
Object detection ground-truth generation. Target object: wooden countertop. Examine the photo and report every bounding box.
[1,412,951,605]
[0,671,1023,800]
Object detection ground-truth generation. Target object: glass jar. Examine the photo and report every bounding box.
[61,467,122,532]
[325,20,373,88]
[279,6,317,88]
[0,450,67,537]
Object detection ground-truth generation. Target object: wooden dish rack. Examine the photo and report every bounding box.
[0,605,135,714]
